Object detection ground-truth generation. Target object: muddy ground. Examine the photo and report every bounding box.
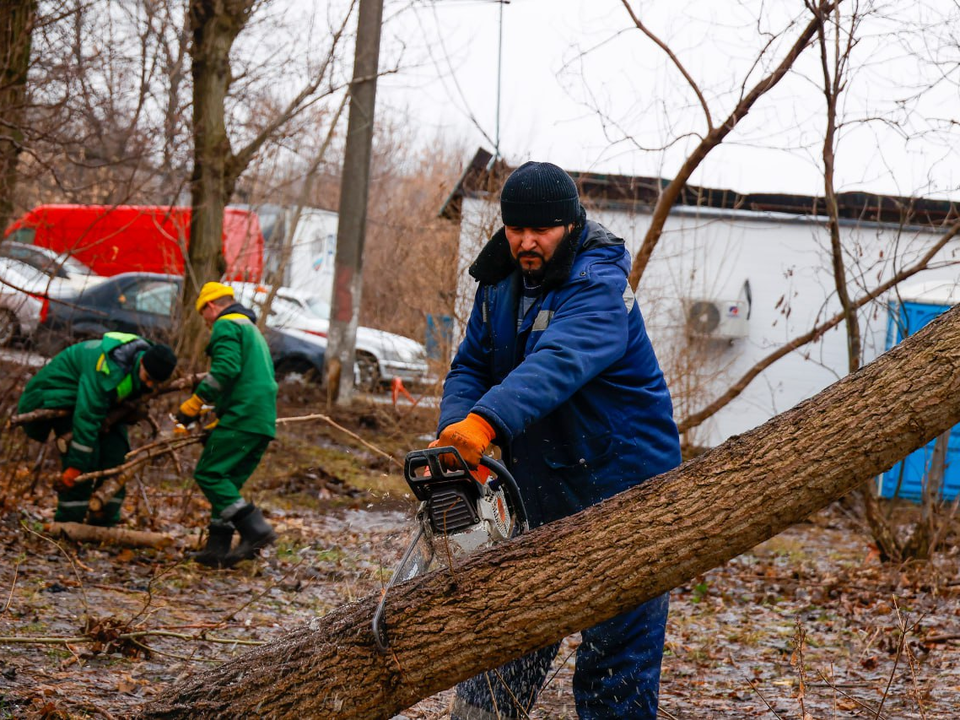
[0,371,959,719]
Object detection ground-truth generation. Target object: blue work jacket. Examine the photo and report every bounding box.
[439,220,682,527]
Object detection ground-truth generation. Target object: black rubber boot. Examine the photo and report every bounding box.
[190,521,235,568]
[224,504,277,566]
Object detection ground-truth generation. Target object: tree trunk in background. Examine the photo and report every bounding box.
[0,0,37,234]
[182,0,253,356]
[326,0,383,404]
[142,305,960,719]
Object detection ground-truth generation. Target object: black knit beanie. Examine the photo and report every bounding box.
[500,161,581,228]
[141,343,177,383]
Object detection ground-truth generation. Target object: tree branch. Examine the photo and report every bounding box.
[619,0,712,129]
[628,0,840,290]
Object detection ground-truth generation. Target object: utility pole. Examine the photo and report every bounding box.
[495,0,507,160]
[325,0,384,404]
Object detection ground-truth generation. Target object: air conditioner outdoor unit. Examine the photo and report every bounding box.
[685,299,750,340]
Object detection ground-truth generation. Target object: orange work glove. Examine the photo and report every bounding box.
[175,393,204,426]
[436,413,497,469]
[56,467,82,493]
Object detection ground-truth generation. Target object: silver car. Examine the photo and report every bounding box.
[0,258,45,346]
[0,242,105,293]
[231,282,430,389]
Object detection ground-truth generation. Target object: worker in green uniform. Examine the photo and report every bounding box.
[18,333,178,526]
[177,281,278,568]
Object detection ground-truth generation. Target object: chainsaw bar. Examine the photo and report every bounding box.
[372,447,527,651]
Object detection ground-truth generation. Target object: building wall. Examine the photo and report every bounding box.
[457,196,960,447]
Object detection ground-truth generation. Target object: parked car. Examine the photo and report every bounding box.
[0,242,106,293]
[34,272,327,381]
[231,282,429,389]
[0,259,45,346]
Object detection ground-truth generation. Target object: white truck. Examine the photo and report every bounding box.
[257,205,339,303]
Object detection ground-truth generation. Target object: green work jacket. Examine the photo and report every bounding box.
[18,332,150,471]
[194,303,277,438]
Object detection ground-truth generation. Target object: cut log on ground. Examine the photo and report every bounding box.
[46,522,174,550]
[139,305,960,720]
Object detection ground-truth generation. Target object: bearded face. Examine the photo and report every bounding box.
[505,224,573,282]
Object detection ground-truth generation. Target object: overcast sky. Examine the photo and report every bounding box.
[371,0,960,200]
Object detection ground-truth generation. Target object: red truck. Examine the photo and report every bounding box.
[4,204,263,281]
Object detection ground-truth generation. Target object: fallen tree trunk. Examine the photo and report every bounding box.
[46,522,173,550]
[141,305,960,719]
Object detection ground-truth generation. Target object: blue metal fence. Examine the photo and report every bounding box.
[880,300,960,501]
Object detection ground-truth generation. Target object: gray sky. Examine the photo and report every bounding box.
[374,0,960,199]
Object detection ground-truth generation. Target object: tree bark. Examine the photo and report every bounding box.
[141,303,960,718]
[0,0,36,233]
[181,0,353,360]
[182,0,254,356]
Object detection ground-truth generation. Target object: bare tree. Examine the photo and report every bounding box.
[181,0,355,354]
[805,0,960,561]
[812,0,861,372]
[807,0,899,557]
[673,1,960,436]
[360,128,464,340]
[255,96,348,334]
[623,0,839,290]
[18,0,191,209]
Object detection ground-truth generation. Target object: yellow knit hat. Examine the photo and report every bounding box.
[195,282,235,312]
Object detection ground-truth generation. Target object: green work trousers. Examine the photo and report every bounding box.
[24,416,128,526]
[193,426,271,518]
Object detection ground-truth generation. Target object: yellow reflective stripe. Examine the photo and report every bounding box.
[104,331,140,344]
[216,313,253,324]
[116,375,134,401]
[96,354,108,374]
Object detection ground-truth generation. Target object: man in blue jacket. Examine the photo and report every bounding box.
[437,161,682,719]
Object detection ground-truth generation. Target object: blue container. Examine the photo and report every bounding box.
[425,314,453,361]
[881,300,960,501]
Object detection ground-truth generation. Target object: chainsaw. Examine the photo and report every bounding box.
[372,446,528,651]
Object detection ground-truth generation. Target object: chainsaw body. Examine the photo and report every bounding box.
[405,447,523,553]
[372,446,528,650]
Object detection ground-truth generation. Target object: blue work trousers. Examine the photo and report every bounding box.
[451,592,669,719]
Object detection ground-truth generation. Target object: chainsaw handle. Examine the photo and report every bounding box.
[404,448,528,533]
[405,446,501,488]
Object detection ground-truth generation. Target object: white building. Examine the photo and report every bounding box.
[441,149,960,449]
